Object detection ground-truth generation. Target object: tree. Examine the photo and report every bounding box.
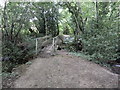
[30,2,59,37]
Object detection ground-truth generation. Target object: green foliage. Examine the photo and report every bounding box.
[1,1,120,73]
[62,2,119,64]
[65,43,76,52]
[2,36,36,72]
[31,2,59,37]
[1,2,60,72]
[69,52,92,60]
[81,21,119,63]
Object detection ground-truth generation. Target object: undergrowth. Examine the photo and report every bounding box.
[69,52,111,68]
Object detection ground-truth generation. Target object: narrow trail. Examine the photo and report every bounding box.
[14,51,118,88]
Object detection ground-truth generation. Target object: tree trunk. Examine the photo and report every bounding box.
[10,17,14,41]
[43,7,48,37]
[2,2,9,41]
[95,0,99,28]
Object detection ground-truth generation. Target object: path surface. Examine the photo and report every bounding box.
[14,51,118,88]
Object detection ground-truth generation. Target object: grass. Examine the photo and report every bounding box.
[69,52,92,60]
[69,51,111,68]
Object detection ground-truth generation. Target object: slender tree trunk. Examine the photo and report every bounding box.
[43,7,48,37]
[55,8,59,36]
[118,5,120,31]
[13,24,22,45]
[56,23,59,36]
[2,2,9,40]
[95,0,99,28]
[10,17,14,41]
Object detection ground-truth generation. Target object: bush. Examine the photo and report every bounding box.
[81,27,119,63]
[2,36,36,72]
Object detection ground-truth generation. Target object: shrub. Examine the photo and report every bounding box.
[2,36,36,72]
[81,27,119,63]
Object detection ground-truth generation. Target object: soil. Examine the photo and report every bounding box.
[11,50,119,88]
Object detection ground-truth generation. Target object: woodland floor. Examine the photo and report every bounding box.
[10,50,119,88]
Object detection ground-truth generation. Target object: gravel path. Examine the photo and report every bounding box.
[14,51,118,88]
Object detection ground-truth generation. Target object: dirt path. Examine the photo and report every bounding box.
[14,51,118,88]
